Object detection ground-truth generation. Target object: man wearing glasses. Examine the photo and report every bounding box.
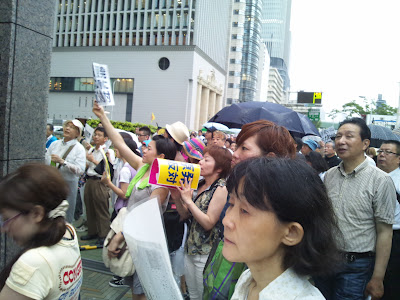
[137,126,151,155]
[377,140,400,300]
[314,118,396,300]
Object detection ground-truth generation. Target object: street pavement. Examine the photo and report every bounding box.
[74,219,132,300]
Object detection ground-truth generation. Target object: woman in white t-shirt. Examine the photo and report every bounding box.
[223,157,341,300]
[0,164,82,300]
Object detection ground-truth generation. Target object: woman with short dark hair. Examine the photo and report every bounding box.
[224,157,341,299]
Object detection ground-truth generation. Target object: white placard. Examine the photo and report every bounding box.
[84,123,95,144]
[123,197,183,300]
[320,127,336,143]
[92,62,115,106]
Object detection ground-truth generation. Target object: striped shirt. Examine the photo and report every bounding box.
[324,158,396,253]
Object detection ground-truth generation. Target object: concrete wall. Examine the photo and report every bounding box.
[0,0,55,268]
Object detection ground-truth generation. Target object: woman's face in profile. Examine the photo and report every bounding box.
[222,184,288,266]
[231,135,263,167]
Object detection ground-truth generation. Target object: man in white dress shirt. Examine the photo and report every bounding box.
[46,120,86,223]
[377,140,400,300]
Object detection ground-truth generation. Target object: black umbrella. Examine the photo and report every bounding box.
[208,101,320,137]
[368,124,400,147]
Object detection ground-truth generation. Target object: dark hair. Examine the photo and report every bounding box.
[226,138,233,146]
[293,137,303,152]
[154,137,177,160]
[227,157,342,277]
[381,140,400,154]
[165,129,183,151]
[0,164,69,288]
[236,120,296,159]
[125,138,140,156]
[95,126,108,138]
[203,145,232,178]
[305,151,329,173]
[139,126,151,136]
[47,123,54,131]
[339,117,371,141]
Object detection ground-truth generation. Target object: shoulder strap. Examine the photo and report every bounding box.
[58,144,76,169]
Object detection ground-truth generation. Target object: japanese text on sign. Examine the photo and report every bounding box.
[92,62,115,106]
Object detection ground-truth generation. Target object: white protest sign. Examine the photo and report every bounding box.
[123,197,183,300]
[84,123,95,144]
[320,126,336,143]
[92,62,115,106]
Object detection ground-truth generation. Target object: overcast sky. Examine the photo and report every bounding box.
[289,0,400,120]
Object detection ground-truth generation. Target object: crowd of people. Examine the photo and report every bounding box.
[0,106,399,300]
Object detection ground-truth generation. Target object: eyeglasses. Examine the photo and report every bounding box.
[377,150,399,156]
[137,134,148,137]
[0,212,23,228]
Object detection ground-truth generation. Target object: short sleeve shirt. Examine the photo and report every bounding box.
[324,159,396,252]
[6,226,82,299]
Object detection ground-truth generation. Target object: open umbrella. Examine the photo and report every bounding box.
[208,101,320,138]
[368,124,400,147]
[202,122,229,132]
[392,127,400,137]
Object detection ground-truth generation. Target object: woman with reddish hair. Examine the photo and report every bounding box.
[204,120,297,300]
[231,120,296,166]
[174,145,232,300]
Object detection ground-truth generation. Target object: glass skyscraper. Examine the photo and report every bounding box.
[238,0,263,102]
[261,0,292,90]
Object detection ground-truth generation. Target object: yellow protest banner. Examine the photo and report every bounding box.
[149,158,201,189]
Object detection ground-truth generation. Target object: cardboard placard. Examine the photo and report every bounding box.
[149,158,200,189]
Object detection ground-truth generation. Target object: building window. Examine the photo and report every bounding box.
[158,57,170,70]
[230,59,241,64]
[49,77,133,93]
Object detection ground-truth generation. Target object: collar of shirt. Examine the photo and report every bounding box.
[62,138,77,146]
[235,268,316,299]
[338,157,368,177]
[46,135,54,142]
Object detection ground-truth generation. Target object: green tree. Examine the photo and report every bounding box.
[329,100,397,119]
[375,103,397,115]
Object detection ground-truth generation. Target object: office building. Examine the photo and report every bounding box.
[261,0,292,91]
[49,0,232,129]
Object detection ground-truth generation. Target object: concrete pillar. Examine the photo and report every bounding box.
[208,91,216,121]
[215,94,223,113]
[199,87,210,127]
[0,0,55,269]
[194,83,203,130]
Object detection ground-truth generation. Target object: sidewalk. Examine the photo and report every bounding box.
[81,268,132,300]
[74,219,132,299]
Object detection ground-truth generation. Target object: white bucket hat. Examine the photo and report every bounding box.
[165,121,190,145]
[63,119,84,136]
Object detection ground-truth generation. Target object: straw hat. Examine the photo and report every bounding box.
[165,121,190,145]
[182,137,205,161]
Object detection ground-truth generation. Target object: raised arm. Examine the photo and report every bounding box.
[92,102,143,170]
